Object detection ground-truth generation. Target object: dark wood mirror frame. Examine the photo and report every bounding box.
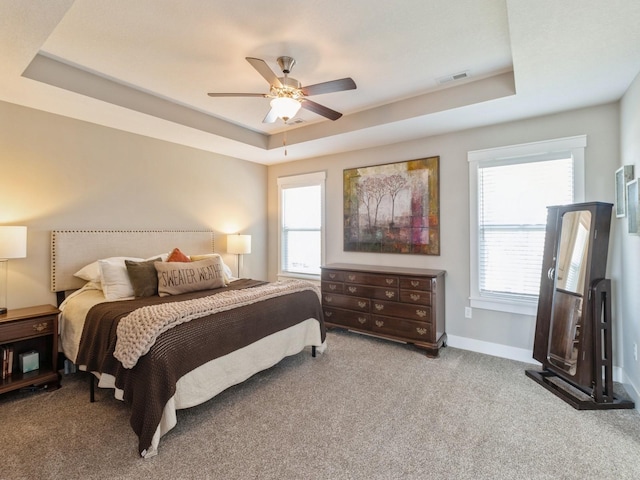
[526,201,634,409]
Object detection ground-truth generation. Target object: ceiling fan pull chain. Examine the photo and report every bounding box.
[283,127,288,156]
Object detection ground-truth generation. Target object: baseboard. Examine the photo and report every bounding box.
[446,335,540,365]
[448,335,639,412]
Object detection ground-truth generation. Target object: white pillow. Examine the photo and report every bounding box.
[75,256,142,283]
[74,253,170,284]
[99,258,141,301]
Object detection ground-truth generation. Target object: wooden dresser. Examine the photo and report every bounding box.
[321,263,446,357]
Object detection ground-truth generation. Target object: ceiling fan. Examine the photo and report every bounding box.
[207,56,356,123]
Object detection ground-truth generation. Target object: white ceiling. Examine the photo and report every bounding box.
[2,0,640,165]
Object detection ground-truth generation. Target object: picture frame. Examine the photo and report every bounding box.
[615,165,634,217]
[343,156,440,255]
[627,178,639,235]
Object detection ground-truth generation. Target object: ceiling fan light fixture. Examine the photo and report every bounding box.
[270,96,301,120]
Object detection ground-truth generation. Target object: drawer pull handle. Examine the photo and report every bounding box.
[348,287,357,293]
[410,294,421,301]
[416,309,427,318]
[375,320,384,327]
[358,317,367,324]
[416,327,427,336]
[358,301,367,308]
[386,279,394,285]
[411,280,420,287]
[325,295,333,303]
[374,304,384,311]
[329,273,336,279]
[33,322,49,332]
[348,275,356,281]
[325,311,333,317]
[385,291,395,298]
[329,285,337,290]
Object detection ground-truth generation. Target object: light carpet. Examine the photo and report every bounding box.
[2,330,640,480]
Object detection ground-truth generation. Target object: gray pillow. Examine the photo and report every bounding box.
[125,257,162,297]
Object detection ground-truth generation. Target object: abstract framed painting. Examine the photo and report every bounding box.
[343,156,440,255]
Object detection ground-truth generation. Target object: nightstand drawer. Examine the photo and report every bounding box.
[0,314,56,343]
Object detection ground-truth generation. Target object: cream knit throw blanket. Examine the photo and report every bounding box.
[114,280,320,369]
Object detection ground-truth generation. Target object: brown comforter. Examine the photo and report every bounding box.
[75,279,325,456]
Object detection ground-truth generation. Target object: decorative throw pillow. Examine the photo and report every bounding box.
[189,253,234,282]
[125,257,162,297]
[167,247,191,262]
[155,257,226,297]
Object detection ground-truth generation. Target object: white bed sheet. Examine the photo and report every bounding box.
[58,286,326,458]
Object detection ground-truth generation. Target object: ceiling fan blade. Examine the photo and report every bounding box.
[301,77,356,96]
[207,93,268,97]
[263,108,279,124]
[246,57,283,88]
[301,99,343,121]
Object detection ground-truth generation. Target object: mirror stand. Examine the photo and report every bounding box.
[526,279,634,409]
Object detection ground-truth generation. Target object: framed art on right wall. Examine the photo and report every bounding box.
[615,165,634,217]
[627,178,639,234]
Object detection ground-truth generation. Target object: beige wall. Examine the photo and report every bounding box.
[268,103,620,359]
[619,70,640,402]
[0,100,268,309]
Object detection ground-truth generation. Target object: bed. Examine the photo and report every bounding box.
[51,230,326,458]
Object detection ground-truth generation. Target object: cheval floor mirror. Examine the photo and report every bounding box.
[525,202,634,409]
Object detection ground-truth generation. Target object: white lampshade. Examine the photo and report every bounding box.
[0,226,27,259]
[227,234,252,255]
[270,97,301,120]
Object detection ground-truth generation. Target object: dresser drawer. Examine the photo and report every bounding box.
[399,290,432,305]
[371,315,432,342]
[343,271,398,288]
[400,278,432,291]
[0,314,56,343]
[321,270,344,282]
[321,281,344,294]
[343,284,398,301]
[322,293,369,312]
[371,300,431,322]
[323,307,370,329]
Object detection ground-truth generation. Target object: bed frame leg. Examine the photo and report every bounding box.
[312,346,316,357]
[89,375,95,403]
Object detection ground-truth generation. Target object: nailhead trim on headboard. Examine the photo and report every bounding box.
[51,230,215,293]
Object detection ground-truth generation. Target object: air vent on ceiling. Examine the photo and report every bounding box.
[436,70,471,85]
[288,117,305,125]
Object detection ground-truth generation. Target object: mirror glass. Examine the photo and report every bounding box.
[555,211,591,294]
[547,210,591,375]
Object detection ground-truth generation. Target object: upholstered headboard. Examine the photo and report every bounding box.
[51,230,215,292]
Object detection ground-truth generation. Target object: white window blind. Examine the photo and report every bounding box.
[478,158,574,301]
[468,135,586,315]
[278,172,325,278]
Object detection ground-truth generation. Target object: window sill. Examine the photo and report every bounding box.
[470,296,538,316]
[277,272,321,285]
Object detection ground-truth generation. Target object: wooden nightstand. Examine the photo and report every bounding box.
[0,305,61,394]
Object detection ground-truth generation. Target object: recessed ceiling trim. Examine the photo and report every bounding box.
[22,52,269,149]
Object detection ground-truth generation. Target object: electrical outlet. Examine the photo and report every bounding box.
[634,343,638,362]
[465,307,472,319]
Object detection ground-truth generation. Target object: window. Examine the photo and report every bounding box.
[468,136,586,315]
[278,171,326,279]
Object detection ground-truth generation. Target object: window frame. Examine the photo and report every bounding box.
[468,135,586,315]
[277,171,326,281]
